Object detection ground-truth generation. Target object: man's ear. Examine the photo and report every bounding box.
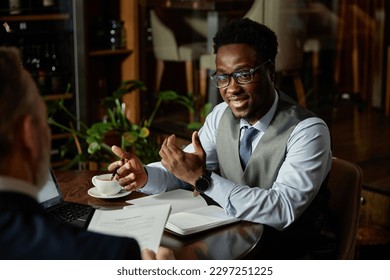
[21,115,38,160]
[268,62,276,82]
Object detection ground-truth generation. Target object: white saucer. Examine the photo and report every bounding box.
[88,187,131,199]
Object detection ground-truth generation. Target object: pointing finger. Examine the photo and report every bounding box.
[111,145,131,159]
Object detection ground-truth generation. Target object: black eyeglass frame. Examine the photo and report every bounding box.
[209,59,272,88]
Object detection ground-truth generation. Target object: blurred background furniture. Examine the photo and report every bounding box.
[387,45,390,116]
[328,157,363,259]
[334,0,385,109]
[356,182,390,259]
[199,53,216,106]
[149,9,207,94]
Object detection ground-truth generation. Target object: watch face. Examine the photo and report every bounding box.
[195,177,210,192]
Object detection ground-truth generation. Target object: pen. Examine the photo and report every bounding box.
[111,158,125,180]
[111,169,116,181]
[110,168,118,181]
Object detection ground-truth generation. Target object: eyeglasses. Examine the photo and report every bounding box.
[210,59,271,88]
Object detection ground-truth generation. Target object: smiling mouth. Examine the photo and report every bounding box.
[228,94,249,102]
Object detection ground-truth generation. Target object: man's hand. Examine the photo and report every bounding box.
[159,131,206,186]
[108,145,148,192]
[142,247,175,260]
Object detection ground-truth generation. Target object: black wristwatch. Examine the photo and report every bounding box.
[194,170,212,193]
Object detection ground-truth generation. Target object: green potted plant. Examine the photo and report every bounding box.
[48,80,198,170]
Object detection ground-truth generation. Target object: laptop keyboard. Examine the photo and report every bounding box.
[48,202,93,223]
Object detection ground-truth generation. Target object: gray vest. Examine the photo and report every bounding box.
[216,91,315,188]
[215,92,335,252]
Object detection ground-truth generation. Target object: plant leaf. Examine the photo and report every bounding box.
[139,127,150,138]
[159,90,179,100]
[123,131,138,144]
[88,142,101,154]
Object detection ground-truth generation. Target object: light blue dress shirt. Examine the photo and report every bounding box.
[142,92,332,230]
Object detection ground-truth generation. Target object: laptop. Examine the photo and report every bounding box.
[38,169,95,228]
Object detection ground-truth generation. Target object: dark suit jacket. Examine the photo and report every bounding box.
[0,192,141,259]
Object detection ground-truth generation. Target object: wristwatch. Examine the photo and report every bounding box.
[194,170,212,193]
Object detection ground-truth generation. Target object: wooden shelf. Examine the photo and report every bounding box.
[0,13,70,22]
[83,0,139,125]
[89,49,133,57]
[1,1,78,170]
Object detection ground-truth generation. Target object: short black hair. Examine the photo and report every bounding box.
[213,18,278,64]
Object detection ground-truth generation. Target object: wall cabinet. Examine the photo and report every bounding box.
[1,0,78,169]
[1,0,140,169]
[80,0,140,126]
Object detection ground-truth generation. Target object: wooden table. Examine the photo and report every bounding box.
[55,170,264,259]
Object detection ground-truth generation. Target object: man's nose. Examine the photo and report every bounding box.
[226,78,243,94]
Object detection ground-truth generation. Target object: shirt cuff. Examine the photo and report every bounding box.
[205,173,236,212]
[139,165,167,194]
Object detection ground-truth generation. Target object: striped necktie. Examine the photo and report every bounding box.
[239,126,259,169]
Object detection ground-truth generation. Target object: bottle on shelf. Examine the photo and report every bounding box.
[22,44,48,94]
[108,19,126,50]
[34,44,47,94]
[89,19,126,51]
[43,0,55,7]
[27,0,58,14]
[47,43,61,93]
[22,44,33,72]
[42,0,58,13]
[42,43,52,93]
[8,0,22,15]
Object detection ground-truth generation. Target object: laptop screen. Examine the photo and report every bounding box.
[37,170,63,209]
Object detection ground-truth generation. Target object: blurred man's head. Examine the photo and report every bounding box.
[0,47,51,188]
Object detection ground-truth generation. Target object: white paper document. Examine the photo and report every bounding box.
[165,205,239,235]
[87,204,171,252]
[125,189,239,236]
[126,189,207,214]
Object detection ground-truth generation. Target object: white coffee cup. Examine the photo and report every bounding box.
[91,174,122,196]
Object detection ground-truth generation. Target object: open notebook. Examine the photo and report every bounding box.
[125,189,239,236]
[38,169,95,228]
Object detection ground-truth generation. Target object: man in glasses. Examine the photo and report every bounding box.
[110,18,336,259]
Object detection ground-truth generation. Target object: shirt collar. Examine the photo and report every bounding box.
[0,175,39,199]
[240,89,278,132]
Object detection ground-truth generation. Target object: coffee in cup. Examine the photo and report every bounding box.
[92,174,122,196]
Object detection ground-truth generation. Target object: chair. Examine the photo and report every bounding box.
[199,0,307,107]
[199,52,216,106]
[327,157,363,259]
[149,10,207,94]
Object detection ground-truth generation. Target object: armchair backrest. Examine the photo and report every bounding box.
[150,9,180,61]
[328,157,363,259]
[244,0,304,72]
